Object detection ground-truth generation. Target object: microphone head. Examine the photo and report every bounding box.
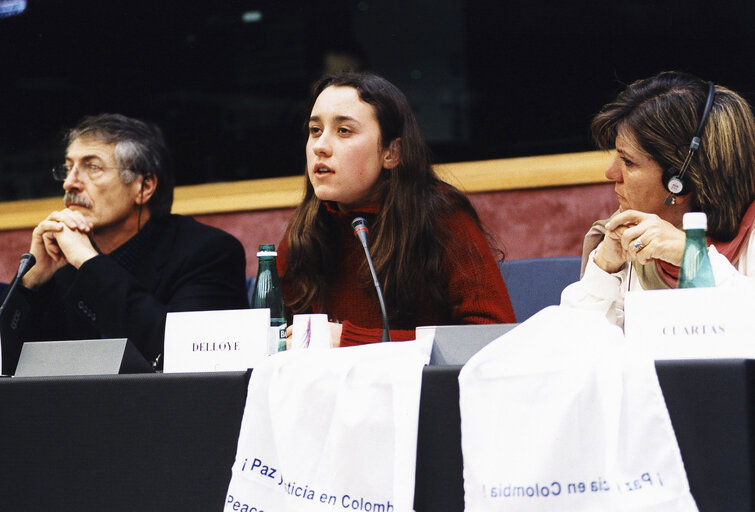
[18,253,36,278]
[351,217,370,248]
[351,217,368,233]
[21,253,35,266]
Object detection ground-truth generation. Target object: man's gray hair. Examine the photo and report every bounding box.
[66,113,175,217]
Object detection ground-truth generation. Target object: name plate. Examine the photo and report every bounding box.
[624,287,755,359]
[163,309,270,373]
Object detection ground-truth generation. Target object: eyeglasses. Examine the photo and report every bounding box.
[51,163,122,182]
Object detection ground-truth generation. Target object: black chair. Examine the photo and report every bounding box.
[499,256,582,322]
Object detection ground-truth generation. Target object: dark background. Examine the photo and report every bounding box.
[1,0,753,202]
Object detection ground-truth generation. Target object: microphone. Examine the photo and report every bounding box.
[351,217,391,342]
[0,253,36,319]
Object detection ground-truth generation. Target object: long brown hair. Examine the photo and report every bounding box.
[283,72,496,326]
[591,71,755,241]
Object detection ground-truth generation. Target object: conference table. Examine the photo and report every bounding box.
[0,360,752,511]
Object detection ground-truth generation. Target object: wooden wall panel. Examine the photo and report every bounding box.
[0,183,615,281]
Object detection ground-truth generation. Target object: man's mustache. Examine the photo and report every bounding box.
[64,191,93,209]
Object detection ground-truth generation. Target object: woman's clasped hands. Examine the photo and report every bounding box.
[594,209,687,273]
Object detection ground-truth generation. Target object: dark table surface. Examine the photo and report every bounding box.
[0,360,752,512]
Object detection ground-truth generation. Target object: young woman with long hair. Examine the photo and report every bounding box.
[277,72,515,346]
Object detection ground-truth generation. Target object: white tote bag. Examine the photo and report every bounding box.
[459,306,698,511]
[225,338,431,512]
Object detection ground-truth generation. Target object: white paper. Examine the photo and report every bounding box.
[163,308,270,372]
[624,287,755,360]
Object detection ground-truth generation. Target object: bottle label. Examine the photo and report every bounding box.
[268,323,288,355]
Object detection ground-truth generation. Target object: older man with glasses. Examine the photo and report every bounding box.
[0,113,249,374]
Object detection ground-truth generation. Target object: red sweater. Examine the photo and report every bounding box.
[277,202,515,346]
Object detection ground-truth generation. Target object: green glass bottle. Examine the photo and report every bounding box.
[678,212,715,288]
[250,244,287,353]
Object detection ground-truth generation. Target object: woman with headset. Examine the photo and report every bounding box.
[561,71,755,326]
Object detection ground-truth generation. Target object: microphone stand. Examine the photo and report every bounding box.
[351,218,391,342]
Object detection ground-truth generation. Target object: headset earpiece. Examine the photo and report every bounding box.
[660,80,716,204]
[662,166,689,195]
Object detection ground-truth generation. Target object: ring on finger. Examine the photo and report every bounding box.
[634,238,644,250]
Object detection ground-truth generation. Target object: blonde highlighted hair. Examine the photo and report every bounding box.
[592,71,755,241]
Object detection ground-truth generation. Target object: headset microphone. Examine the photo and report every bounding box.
[663,81,716,205]
[351,217,391,342]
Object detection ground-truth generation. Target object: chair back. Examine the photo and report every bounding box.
[498,256,582,322]
[246,256,583,322]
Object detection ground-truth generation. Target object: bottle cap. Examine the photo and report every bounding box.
[257,243,277,257]
[683,212,707,231]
